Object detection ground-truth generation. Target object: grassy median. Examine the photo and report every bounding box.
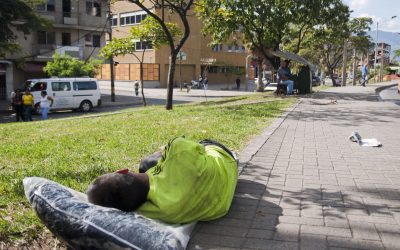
[0,93,295,244]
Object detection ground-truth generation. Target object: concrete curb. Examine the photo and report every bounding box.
[237,99,301,174]
[375,83,397,102]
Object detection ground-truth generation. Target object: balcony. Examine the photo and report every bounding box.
[33,45,83,61]
[63,12,78,25]
[55,46,83,59]
[33,44,57,60]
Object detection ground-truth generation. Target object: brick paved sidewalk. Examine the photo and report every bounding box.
[188,85,400,250]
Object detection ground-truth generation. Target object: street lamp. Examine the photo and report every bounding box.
[374,15,397,82]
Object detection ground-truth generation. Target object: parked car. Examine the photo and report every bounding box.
[26,77,102,113]
[264,82,278,91]
[254,77,270,86]
[312,75,321,86]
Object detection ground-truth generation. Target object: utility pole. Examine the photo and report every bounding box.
[108,4,116,102]
[380,42,384,82]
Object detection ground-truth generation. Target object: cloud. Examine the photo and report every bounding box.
[349,0,371,9]
[383,19,400,32]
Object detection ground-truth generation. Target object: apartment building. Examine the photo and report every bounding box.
[369,42,392,67]
[0,0,108,100]
[97,1,251,89]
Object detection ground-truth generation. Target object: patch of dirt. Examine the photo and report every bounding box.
[1,230,66,250]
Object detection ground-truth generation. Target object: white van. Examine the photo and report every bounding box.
[26,78,102,113]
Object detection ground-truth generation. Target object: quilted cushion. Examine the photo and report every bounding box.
[23,177,195,250]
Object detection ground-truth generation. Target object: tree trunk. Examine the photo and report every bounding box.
[330,70,336,86]
[352,48,357,86]
[341,39,348,86]
[166,51,177,110]
[256,58,264,92]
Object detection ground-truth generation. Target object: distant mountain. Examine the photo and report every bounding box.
[367,30,400,57]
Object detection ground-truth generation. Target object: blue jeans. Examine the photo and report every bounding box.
[41,107,49,120]
[23,105,33,121]
[282,80,294,94]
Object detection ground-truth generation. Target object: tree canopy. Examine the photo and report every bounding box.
[196,0,350,91]
[294,17,372,85]
[0,0,49,57]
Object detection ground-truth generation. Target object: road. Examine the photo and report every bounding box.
[0,87,252,124]
[379,85,400,105]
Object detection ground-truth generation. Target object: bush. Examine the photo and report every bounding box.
[44,53,102,78]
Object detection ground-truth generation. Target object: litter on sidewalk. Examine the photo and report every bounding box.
[349,132,382,147]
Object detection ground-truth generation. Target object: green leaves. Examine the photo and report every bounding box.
[43,53,102,78]
[0,0,50,57]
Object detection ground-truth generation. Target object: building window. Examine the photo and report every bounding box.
[84,34,101,47]
[37,31,55,45]
[36,0,55,11]
[120,17,125,26]
[92,35,101,47]
[135,41,153,51]
[120,11,147,26]
[62,33,71,46]
[86,0,101,17]
[212,44,223,52]
[111,15,118,26]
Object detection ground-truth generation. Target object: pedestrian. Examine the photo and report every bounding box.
[22,89,34,122]
[40,90,54,120]
[236,77,241,90]
[87,137,238,224]
[134,81,139,96]
[12,89,24,122]
[183,80,191,93]
[361,63,368,87]
[203,76,208,90]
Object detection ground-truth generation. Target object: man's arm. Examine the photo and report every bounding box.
[139,150,163,173]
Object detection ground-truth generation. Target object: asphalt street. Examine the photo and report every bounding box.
[0,87,252,124]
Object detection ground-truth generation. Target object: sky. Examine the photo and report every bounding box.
[343,0,400,32]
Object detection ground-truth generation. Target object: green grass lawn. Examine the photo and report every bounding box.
[0,93,295,243]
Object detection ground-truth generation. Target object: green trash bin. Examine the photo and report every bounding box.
[296,66,312,94]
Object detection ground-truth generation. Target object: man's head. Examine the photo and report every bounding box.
[86,172,149,212]
[280,60,287,68]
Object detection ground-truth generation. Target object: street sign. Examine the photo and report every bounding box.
[200,58,216,65]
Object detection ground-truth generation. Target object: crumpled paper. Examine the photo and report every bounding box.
[349,132,382,147]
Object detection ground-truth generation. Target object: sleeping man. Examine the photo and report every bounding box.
[86,137,238,224]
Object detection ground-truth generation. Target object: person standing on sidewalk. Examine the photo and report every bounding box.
[22,89,34,122]
[361,63,368,87]
[40,90,54,120]
[236,77,241,90]
[12,89,24,122]
[203,76,208,90]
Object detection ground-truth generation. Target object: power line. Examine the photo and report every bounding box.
[85,16,109,62]
[5,21,109,62]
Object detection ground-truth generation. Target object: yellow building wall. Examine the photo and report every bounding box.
[104,1,251,87]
